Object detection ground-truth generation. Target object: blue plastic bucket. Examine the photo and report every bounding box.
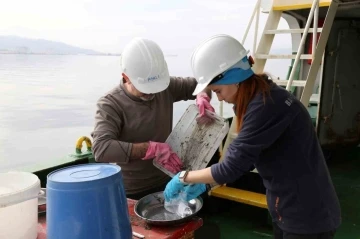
[46,163,132,239]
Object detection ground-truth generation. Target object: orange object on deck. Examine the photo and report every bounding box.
[37,198,203,239]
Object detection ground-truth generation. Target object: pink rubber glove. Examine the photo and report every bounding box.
[142,141,183,174]
[196,92,215,125]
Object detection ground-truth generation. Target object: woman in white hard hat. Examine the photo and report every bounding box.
[163,34,341,239]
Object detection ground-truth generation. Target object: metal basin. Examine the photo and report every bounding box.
[134,191,203,226]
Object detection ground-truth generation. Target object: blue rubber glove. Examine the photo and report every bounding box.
[163,173,185,202]
[184,184,207,201]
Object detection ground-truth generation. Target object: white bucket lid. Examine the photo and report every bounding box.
[0,172,40,207]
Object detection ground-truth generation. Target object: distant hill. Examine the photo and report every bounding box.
[0,36,112,55]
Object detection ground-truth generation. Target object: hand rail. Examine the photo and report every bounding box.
[219,0,262,118]
[286,0,319,91]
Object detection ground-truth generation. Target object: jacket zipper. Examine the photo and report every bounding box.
[275,196,282,222]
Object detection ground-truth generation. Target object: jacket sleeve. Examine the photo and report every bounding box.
[211,96,297,184]
[91,97,132,164]
[168,76,197,102]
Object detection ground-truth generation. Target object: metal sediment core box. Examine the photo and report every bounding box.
[153,104,229,177]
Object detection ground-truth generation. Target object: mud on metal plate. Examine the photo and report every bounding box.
[153,104,229,177]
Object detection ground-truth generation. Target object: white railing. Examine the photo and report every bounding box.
[218,0,262,117]
[242,0,262,46]
[217,0,262,156]
[286,0,319,90]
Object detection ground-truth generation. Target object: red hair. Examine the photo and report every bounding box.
[235,74,271,132]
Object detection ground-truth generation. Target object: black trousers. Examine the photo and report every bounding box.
[273,223,336,239]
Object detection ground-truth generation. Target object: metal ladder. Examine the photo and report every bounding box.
[211,0,339,208]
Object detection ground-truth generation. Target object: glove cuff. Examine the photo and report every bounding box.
[196,92,210,102]
[141,141,157,160]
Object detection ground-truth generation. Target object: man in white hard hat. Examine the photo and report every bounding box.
[91,37,214,199]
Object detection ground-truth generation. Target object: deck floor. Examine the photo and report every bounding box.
[194,148,360,239]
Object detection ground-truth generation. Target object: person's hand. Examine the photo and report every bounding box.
[142,141,183,174]
[163,173,186,201]
[183,184,207,201]
[196,92,215,125]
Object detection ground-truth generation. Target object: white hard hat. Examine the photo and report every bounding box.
[191,34,250,95]
[120,37,170,94]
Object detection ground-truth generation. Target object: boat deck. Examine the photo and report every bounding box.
[33,148,360,239]
[194,148,360,239]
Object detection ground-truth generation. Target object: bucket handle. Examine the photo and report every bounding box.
[1,188,46,208]
[38,188,45,198]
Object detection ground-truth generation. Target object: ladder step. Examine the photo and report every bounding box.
[272,0,332,11]
[210,186,268,209]
[273,80,307,87]
[264,28,323,34]
[309,93,320,104]
[256,54,312,60]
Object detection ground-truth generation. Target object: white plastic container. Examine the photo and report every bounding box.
[0,172,41,239]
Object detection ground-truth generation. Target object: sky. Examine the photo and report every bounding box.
[0,0,291,54]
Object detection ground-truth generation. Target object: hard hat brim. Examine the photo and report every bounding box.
[132,76,170,94]
[192,82,209,96]
[211,68,254,86]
